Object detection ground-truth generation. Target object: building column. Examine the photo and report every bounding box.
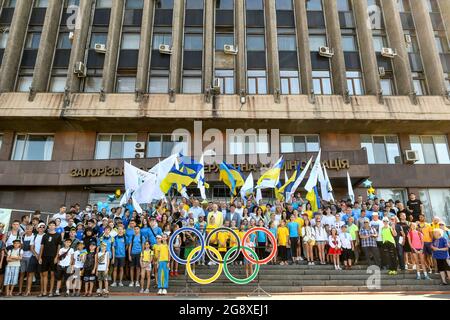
[437,0,450,44]
[323,0,347,96]
[264,0,280,96]
[380,0,414,95]
[66,0,94,93]
[294,0,313,96]
[31,0,64,92]
[169,0,185,94]
[235,0,246,95]
[203,0,214,94]
[410,0,446,95]
[352,0,381,95]
[0,131,14,161]
[102,0,125,93]
[136,0,155,93]
[0,0,33,93]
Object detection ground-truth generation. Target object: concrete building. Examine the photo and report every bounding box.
[0,0,449,222]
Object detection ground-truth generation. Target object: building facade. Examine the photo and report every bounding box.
[0,0,449,222]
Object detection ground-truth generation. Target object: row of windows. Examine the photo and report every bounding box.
[3,133,449,165]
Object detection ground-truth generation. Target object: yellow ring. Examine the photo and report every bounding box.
[186,246,223,285]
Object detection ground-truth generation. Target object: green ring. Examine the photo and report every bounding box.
[223,246,260,285]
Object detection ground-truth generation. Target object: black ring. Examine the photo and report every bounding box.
[205,227,241,264]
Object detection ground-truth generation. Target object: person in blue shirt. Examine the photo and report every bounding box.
[148,218,162,247]
[341,207,354,224]
[431,229,450,285]
[287,214,300,264]
[256,220,267,261]
[75,223,84,241]
[111,226,126,287]
[140,218,151,244]
[125,220,136,246]
[128,226,144,287]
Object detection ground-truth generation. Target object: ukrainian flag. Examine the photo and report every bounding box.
[160,165,197,194]
[219,162,245,196]
[179,156,209,189]
[277,164,301,199]
[306,186,321,212]
[257,157,284,189]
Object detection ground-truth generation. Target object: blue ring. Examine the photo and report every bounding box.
[169,227,205,265]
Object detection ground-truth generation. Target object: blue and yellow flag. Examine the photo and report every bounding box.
[277,164,301,199]
[219,162,245,196]
[257,157,284,189]
[306,186,321,212]
[160,165,197,194]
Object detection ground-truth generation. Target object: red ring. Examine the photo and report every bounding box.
[242,227,277,265]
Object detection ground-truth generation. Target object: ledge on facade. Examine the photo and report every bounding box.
[0,92,449,121]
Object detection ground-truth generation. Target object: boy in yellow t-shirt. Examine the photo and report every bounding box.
[277,220,289,265]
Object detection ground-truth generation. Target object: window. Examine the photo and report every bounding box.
[248,70,267,94]
[426,0,440,13]
[156,0,173,9]
[276,0,293,10]
[247,35,265,51]
[412,72,426,96]
[57,33,72,49]
[16,77,33,92]
[216,0,233,9]
[149,73,169,93]
[116,77,136,92]
[246,0,263,10]
[361,135,401,164]
[12,134,54,161]
[125,0,144,9]
[312,71,332,95]
[377,189,407,204]
[95,134,138,159]
[306,0,322,11]
[229,133,270,155]
[337,0,351,11]
[380,79,394,96]
[153,33,172,48]
[186,0,203,9]
[49,77,66,92]
[278,35,296,51]
[147,134,189,158]
[184,34,203,50]
[419,189,450,224]
[34,0,49,7]
[3,0,17,7]
[121,33,140,49]
[410,135,450,164]
[215,70,234,94]
[90,33,108,48]
[84,77,102,92]
[280,135,320,153]
[0,32,9,49]
[182,71,202,93]
[25,33,41,49]
[96,0,112,8]
[372,36,387,52]
[216,34,234,50]
[342,35,357,51]
[280,71,300,94]
[309,35,327,52]
[346,71,364,95]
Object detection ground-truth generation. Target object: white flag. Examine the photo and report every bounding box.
[131,196,143,214]
[196,153,208,200]
[286,156,313,201]
[255,188,263,204]
[347,171,355,203]
[124,161,154,192]
[240,172,254,201]
[323,165,334,202]
[304,149,322,192]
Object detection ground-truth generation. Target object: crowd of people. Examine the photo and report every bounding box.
[0,192,449,298]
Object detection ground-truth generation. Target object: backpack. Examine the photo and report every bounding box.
[21,234,37,252]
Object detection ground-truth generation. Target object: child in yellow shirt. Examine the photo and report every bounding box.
[277,220,289,265]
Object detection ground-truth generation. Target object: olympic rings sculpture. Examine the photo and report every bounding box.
[169,227,277,285]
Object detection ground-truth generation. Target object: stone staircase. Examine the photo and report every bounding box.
[110,263,450,295]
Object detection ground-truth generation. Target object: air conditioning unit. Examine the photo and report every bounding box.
[135,142,145,152]
[381,47,397,58]
[405,150,419,163]
[73,61,86,78]
[159,44,172,55]
[94,43,107,54]
[319,46,334,58]
[404,34,412,45]
[69,31,74,42]
[224,44,238,55]
[378,66,386,77]
[212,78,221,94]
[135,152,145,159]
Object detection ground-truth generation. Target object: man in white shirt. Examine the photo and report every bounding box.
[370,212,384,244]
[53,205,68,229]
[235,201,244,217]
[188,200,204,222]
